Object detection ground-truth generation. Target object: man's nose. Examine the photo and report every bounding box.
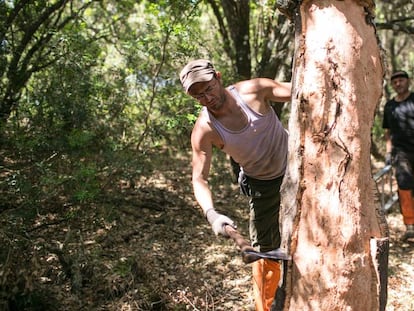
[205,93,214,100]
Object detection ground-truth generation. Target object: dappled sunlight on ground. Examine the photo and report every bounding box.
[1,151,413,310]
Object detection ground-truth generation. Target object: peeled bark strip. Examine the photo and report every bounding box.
[280,0,388,310]
[370,237,389,311]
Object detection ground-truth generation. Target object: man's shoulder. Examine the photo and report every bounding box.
[193,110,214,133]
[191,111,222,148]
[390,92,414,103]
[234,78,272,89]
[385,98,397,107]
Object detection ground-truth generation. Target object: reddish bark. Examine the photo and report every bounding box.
[280,1,388,310]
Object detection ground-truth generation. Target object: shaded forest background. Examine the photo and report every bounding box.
[1,1,414,310]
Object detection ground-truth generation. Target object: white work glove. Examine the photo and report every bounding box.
[205,208,236,237]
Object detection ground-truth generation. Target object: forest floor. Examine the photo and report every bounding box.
[1,150,413,310]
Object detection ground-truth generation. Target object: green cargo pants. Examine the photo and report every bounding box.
[240,174,284,253]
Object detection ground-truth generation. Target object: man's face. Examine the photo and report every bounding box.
[391,76,410,95]
[188,78,225,112]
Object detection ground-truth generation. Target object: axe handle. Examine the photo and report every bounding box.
[224,225,255,253]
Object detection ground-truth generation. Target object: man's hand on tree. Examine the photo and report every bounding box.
[205,209,236,237]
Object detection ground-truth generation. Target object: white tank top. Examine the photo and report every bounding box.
[205,85,288,180]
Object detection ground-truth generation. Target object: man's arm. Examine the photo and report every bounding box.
[191,119,235,236]
[382,106,392,164]
[269,80,292,102]
[235,78,291,113]
[384,129,393,165]
[191,123,215,215]
[384,129,392,154]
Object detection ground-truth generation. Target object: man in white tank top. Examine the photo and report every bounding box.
[180,59,291,311]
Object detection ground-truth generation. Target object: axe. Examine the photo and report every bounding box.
[224,225,290,310]
[224,225,291,264]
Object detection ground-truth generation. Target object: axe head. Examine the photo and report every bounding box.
[242,248,291,264]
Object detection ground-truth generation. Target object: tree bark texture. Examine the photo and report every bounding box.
[280,0,388,310]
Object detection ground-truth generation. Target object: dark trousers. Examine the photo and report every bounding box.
[394,148,414,192]
[240,174,284,252]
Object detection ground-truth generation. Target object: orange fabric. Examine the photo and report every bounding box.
[398,189,414,225]
[252,259,280,311]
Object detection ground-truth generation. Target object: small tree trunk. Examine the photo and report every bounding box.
[280,0,388,310]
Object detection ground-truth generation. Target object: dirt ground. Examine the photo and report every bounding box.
[105,158,414,310]
[123,159,414,311]
[384,212,414,311]
[1,153,413,310]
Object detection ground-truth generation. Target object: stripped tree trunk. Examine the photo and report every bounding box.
[279,0,389,310]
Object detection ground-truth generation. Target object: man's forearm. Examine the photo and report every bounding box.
[193,179,215,215]
[193,178,236,236]
[384,130,392,153]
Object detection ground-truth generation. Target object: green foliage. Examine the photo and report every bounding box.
[71,162,100,203]
[99,1,206,151]
[376,1,414,73]
[67,129,95,149]
[372,113,386,155]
